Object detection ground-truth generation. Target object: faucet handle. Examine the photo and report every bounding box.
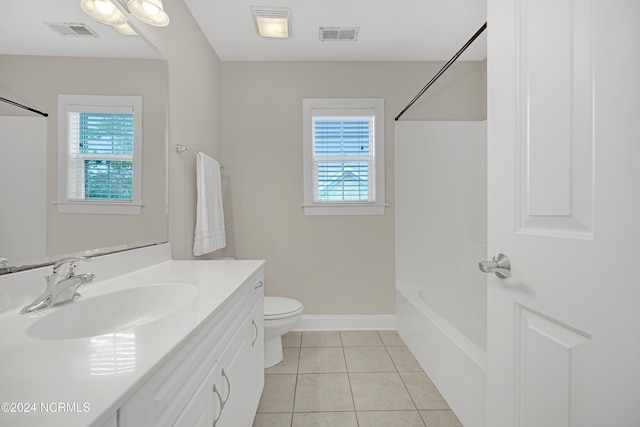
[52,256,95,276]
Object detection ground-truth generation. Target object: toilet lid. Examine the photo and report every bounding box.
[264,297,303,319]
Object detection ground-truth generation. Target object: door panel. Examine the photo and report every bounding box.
[487,0,640,425]
[515,306,591,427]
[515,0,594,237]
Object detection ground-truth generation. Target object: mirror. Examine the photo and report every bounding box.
[0,0,168,274]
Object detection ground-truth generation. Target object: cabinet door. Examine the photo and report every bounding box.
[215,321,248,427]
[246,294,264,415]
[173,361,220,427]
[174,320,247,427]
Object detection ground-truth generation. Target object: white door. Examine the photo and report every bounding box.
[486,1,640,426]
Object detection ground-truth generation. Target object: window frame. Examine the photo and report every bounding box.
[302,98,386,215]
[56,94,143,215]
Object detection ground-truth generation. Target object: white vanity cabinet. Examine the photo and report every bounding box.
[118,268,265,427]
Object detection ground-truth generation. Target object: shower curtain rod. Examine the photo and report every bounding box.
[394,22,487,121]
[0,96,48,117]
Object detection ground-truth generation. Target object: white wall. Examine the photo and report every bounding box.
[220,61,486,315]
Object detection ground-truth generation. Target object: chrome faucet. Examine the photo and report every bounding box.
[0,258,9,274]
[20,256,96,314]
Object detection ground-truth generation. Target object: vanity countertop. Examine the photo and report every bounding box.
[0,244,264,427]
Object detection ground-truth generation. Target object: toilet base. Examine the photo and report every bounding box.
[264,334,284,368]
[263,297,303,369]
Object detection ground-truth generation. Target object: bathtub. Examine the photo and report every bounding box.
[396,286,486,427]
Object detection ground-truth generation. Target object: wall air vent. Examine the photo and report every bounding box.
[44,22,99,38]
[319,27,359,42]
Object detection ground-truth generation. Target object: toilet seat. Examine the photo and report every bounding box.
[264,297,303,320]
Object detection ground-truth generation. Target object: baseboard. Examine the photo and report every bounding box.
[292,314,396,331]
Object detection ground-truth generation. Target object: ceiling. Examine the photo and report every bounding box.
[0,0,486,61]
[184,0,487,61]
[0,0,161,59]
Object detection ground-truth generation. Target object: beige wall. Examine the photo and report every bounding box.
[0,55,168,259]
[220,61,486,315]
[135,0,224,260]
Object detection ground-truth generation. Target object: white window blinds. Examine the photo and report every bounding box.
[67,106,134,201]
[312,114,375,203]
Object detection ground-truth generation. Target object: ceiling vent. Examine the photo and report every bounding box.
[45,22,99,38]
[319,27,359,42]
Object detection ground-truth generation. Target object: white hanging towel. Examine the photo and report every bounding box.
[193,152,226,256]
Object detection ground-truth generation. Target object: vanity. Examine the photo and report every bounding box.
[0,243,265,427]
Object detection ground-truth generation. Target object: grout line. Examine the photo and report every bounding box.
[342,337,360,427]
[289,337,302,427]
[396,368,422,415]
[380,331,402,373]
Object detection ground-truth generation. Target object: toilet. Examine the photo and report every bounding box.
[263,296,303,368]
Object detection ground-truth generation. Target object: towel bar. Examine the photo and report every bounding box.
[175,144,224,169]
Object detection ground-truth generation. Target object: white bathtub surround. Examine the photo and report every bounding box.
[395,121,487,427]
[0,244,264,426]
[0,117,46,267]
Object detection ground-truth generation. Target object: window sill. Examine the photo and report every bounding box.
[301,203,387,216]
[55,201,142,215]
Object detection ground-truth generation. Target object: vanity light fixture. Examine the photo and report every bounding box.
[251,6,291,39]
[81,0,170,29]
[80,0,127,26]
[128,0,170,27]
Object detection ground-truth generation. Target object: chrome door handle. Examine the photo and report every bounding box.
[478,253,511,279]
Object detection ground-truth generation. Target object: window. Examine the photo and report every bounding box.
[302,98,386,215]
[57,95,142,214]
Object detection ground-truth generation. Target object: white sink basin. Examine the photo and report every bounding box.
[27,283,198,340]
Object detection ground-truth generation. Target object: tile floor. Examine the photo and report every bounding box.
[253,330,463,427]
